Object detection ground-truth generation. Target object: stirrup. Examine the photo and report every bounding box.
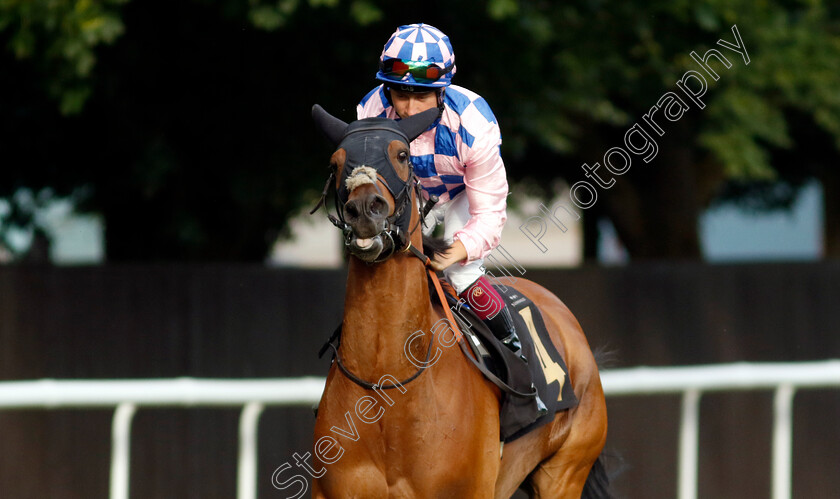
[533,385,548,417]
[484,306,528,364]
[500,332,527,364]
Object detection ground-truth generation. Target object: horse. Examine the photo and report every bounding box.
[308,104,610,498]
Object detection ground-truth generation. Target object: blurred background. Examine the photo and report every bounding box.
[0,0,838,497]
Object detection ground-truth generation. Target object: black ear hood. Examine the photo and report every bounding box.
[312,104,348,145]
[312,104,440,146]
[398,106,441,141]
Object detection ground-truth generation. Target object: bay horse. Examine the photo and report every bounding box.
[309,104,609,498]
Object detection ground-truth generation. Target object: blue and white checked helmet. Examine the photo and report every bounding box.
[375,23,456,90]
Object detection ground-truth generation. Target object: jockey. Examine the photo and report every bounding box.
[357,23,527,360]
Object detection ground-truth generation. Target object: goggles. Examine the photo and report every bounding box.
[379,59,454,84]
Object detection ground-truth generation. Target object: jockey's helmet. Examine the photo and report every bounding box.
[375,23,456,92]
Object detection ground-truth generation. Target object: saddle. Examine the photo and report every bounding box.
[435,278,579,442]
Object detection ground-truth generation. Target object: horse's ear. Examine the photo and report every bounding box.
[398,107,440,142]
[312,104,348,145]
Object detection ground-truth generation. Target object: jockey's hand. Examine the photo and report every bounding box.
[430,240,468,271]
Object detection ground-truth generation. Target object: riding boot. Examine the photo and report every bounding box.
[460,276,525,359]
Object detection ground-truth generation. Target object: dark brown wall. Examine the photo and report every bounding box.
[1,262,838,498]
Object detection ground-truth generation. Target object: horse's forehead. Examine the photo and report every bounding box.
[340,135,404,167]
[340,119,407,150]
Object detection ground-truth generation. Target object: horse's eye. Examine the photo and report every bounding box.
[398,151,408,162]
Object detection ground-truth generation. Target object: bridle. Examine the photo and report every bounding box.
[310,121,435,264]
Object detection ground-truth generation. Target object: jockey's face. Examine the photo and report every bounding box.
[390,89,438,119]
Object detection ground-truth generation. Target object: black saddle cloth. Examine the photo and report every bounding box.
[446,283,579,442]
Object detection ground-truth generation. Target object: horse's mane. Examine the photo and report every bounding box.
[422,235,451,261]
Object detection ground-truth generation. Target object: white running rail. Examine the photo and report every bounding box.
[0,377,327,499]
[0,361,838,499]
[600,360,840,499]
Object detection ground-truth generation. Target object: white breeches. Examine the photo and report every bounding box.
[422,192,484,294]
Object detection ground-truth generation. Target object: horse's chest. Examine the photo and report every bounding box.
[313,400,484,497]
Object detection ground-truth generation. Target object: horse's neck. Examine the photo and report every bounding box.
[341,256,434,377]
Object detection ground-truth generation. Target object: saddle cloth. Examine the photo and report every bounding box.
[442,281,579,442]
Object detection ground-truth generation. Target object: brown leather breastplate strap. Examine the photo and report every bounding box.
[426,267,477,361]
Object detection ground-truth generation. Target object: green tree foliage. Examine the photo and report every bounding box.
[1,0,381,260]
[1,0,838,261]
[473,1,840,257]
[0,0,126,114]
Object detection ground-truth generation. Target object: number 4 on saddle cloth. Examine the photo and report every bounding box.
[437,278,579,442]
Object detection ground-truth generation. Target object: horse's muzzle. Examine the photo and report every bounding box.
[343,192,392,262]
[347,233,386,262]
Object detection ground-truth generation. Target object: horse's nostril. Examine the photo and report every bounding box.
[369,196,387,217]
[345,202,360,220]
